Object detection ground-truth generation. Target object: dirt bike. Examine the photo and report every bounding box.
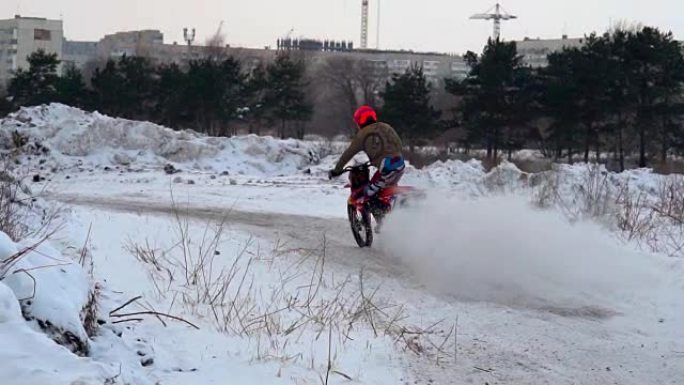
[339,162,423,248]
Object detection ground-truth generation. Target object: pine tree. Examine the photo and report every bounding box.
[155,62,187,128]
[91,59,127,117]
[263,53,313,139]
[244,64,268,135]
[182,57,246,136]
[381,64,440,149]
[91,55,156,120]
[8,50,60,106]
[57,64,88,109]
[448,39,526,160]
[624,27,684,167]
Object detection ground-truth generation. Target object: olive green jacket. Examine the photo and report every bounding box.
[332,122,403,173]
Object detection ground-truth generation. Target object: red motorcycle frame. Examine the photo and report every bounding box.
[342,162,421,248]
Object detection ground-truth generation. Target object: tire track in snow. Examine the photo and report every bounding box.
[48,192,411,281]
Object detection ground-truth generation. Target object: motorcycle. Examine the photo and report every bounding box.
[338,162,423,248]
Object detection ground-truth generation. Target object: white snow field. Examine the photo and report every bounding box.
[0,104,682,385]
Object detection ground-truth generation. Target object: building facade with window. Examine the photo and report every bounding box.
[0,15,470,91]
[0,15,63,88]
[515,36,584,67]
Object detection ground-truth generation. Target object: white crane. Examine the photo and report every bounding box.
[470,3,517,40]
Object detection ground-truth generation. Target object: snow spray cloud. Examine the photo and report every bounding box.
[378,194,656,310]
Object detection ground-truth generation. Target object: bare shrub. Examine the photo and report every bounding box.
[310,137,338,161]
[127,202,456,368]
[532,164,615,221]
[532,164,684,258]
[531,169,562,209]
[651,160,684,175]
[614,183,656,244]
[652,176,684,221]
[578,164,613,219]
[512,158,554,174]
[0,179,26,240]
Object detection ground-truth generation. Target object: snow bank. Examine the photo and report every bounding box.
[0,231,18,260]
[0,281,22,323]
[0,231,93,354]
[0,320,115,385]
[0,104,321,175]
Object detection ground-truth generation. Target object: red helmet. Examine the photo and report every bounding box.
[353,105,377,129]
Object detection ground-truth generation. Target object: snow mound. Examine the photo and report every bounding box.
[0,320,117,385]
[403,159,529,196]
[1,104,321,175]
[0,232,18,261]
[0,231,93,354]
[0,281,21,323]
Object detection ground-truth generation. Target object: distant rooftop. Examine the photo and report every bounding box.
[355,48,455,57]
[13,15,48,21]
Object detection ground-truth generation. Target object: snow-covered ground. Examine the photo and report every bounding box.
[1,104,683,384]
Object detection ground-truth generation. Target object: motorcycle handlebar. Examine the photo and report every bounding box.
[342,162,371,173]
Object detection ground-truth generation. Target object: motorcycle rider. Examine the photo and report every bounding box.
[328,105,405,203]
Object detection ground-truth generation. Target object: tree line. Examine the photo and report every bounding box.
[1,51,312,139]
[1,25,684,169]
[444,27,684,170]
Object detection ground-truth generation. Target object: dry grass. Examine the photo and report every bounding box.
[532,164,684,258]
[0,177,28,240]
[651,159,684,175]
[511,158,554,174]
[126,200,457,374]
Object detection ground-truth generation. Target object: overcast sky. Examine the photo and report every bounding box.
[2,0,682,54]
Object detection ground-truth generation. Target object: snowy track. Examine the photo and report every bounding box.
[50,190,684,385]
[3,105,682,384]
[50,192,408,280]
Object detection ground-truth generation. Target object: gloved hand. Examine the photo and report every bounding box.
[328,169,342,180]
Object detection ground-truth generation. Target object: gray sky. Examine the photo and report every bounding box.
[2,0,682,54]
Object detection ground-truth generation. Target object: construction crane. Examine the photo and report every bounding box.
[215,20,224,38]
[360,0,369,49]
[470,3,517,40]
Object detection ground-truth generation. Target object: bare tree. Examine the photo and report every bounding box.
[314,56,387,136]
[356,60,387,108]
[318,57,360,118]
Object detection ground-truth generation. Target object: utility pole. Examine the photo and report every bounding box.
[183,27,196,47]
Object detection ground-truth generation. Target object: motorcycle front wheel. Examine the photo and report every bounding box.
[347,204,373,248]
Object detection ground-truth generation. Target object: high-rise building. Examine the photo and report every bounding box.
[0,15,64,88]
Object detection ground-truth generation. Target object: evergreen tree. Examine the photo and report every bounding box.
[243,64,268,135]
[263,53,313,139]
[8,50,60,106]
[627,27,684,166]
[448,39,527,160]
[604,30,636,171]
[155,62,187,128]
[91,59,127,116]
[182,57,246,136]
[57,64,88,109]
[541,48,583,162]
[382,64,440,149]
[0,90,13,117]
[91,55,156,120]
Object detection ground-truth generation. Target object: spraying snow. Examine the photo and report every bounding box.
[378,194,658,313]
